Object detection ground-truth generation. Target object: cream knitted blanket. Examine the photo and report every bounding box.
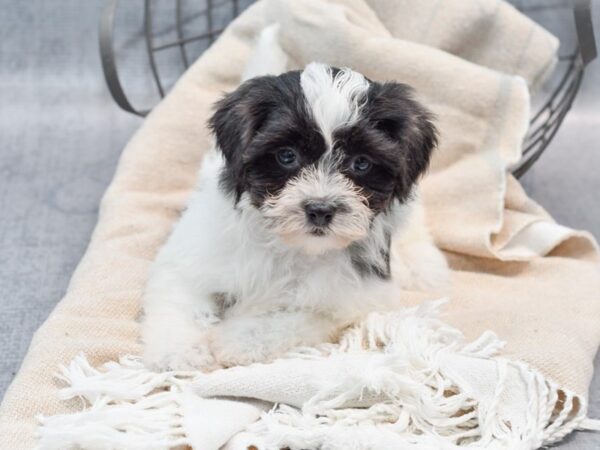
[1,1,600,449]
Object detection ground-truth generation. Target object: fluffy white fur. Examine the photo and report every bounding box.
[300,63,370,147]
[142,151,447,370]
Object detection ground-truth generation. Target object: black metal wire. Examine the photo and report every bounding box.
[98,0,150,116]
[152,28,226,52]
[144,0,165,98]
[522,56,578,148]
[207,0,214,45]
[513,56,585,178]
[176,0,190,68]
[574,0,597,65]
[150,0,231,40]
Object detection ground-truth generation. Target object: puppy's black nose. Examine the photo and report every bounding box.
[305,202,336,227]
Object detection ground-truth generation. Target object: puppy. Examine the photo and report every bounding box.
[141,62,448,371]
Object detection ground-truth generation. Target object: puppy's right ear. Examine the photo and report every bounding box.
[366,82,438,202]
[208,77,277,199]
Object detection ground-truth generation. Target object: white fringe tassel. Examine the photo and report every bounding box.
[36,300,596,450]
[37,355,195,450]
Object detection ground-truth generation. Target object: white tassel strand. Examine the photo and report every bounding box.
[36,301,597,450]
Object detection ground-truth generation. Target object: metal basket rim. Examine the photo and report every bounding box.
[99,0,596,177]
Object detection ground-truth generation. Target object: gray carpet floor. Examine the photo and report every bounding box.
[0,1,598,447]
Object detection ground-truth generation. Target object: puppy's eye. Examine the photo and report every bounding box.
[351,155,372,175]
[276,148,299,168]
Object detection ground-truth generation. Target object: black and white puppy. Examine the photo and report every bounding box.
[142,62,448,371]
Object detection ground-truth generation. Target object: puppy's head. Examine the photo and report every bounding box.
[209,63,437,254]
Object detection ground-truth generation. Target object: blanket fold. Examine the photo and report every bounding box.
[1,1,599,449]
[33,302,596,449]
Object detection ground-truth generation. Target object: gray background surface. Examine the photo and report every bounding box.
[0,1,598,448]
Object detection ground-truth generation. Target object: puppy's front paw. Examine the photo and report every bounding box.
[144,342,218,372]
[208,322,283,368]
[142,324,221,372]
[208,328,262,368]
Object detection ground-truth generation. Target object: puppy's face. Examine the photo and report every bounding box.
[209,63,437,254]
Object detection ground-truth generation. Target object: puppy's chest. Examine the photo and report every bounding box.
[223,242,360,313]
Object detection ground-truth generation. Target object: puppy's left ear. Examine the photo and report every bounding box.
[366,82,438,200]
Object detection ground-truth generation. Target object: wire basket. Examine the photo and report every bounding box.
[99,0,597,177]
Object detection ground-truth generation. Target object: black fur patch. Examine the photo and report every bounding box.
[335,81,438,209]
[348,227,392,279]
[208,71,327,205]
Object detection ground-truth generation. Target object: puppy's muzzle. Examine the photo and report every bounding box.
[305,201,336,228]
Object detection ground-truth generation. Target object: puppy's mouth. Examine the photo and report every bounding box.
[309,228,328,237]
